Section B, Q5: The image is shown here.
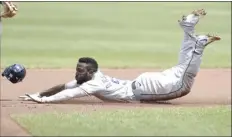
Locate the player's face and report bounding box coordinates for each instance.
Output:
[75,63,92,84]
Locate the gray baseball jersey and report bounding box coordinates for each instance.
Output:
[65,71,135,102]
[65,14,208,102]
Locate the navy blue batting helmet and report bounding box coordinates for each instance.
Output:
[2,64,26,84]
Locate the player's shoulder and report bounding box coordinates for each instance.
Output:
[82,70,107,87]
[79,76,105,93]
[92,70,106,80]
[94,69,104,76]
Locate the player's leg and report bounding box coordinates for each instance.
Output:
[177,10,205,66]
[133,9,205,101]
[171,34,220,98]
[135,9,220,102]
[158,9,220,100]
[162,9,207,75]
[175,9,220,89]
[132,10,203,101]
[138,36,220,102]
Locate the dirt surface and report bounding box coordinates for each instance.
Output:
[0,68,231,136]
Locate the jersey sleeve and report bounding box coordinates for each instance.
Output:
[42,87,90,103]
[65,80,79,89]
[79,80,104,94]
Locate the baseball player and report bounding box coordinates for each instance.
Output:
[19,9,220,103]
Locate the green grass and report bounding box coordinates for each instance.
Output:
[1,2,231,68]
[12,106,231,136]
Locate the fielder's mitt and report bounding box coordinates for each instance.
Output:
[1,1,18,18]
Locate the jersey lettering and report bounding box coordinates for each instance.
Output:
[111,77,120,84]
[101,76,109,83]
[100,76,121,89]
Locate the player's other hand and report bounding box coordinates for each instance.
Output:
[1,1,18,18]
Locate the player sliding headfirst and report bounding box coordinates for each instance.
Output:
[18,9,220,103]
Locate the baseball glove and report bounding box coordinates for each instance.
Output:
[1,1,18,18]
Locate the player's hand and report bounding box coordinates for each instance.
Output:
[1,1,18,18]
[19,92,41,101]
[25,93,45,103]
[19,95,33,101]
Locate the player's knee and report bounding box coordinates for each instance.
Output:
[181,88,191,97]
[181,81,192,96]
[182,73,195,93]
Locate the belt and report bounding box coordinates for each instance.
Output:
[131,81,142,100]
[131,80,142,90]
[131,81,137,90]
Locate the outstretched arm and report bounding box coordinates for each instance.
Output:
[39,80,79,97]
[42,87,90,103]
[26,87,90,103]
[39,84,66,97]
[25,80,102,103]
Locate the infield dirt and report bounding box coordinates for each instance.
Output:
[0,68,231,136]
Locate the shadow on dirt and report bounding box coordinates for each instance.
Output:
[35,99,176,106]
[1,98,175,106]
[1,98,230,107]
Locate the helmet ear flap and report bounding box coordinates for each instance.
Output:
[1,65,12,77]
